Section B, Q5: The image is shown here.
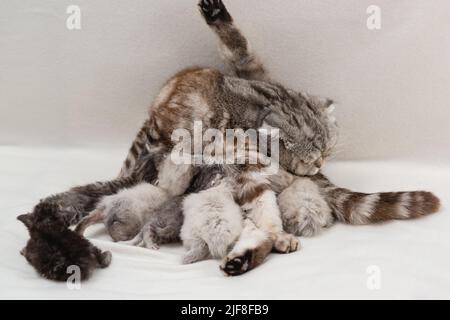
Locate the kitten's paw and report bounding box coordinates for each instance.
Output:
[99,251,112,268]
[143,240,160,250]
[198,0,232,25]
[273,233,300,254]
[220,250,253,276]
[182,254,200,265]
[284,205,334,237]
[279,182,334,237]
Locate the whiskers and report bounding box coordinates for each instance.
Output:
[327,141,348,161]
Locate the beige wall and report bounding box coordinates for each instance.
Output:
[1,0,449,162]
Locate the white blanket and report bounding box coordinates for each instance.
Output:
[1,147,449,299]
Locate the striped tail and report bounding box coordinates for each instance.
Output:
[328,189,440,225]
[313,174,441,225]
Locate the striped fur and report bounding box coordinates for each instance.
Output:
[274,171,441,238]
[328,189,440,224]
[118,119,151,178]
[313,173,441,225]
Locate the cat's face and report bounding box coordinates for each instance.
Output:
[264,94,338,176]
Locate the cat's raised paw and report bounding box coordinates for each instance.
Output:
[198,0,232,25]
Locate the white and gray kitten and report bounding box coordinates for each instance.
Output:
[181,179,242,264]
[76,183,170,241]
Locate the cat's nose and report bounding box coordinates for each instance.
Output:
[314,157,324,168]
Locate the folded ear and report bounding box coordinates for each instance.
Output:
[326,102,336,114]
[17,213,33,229]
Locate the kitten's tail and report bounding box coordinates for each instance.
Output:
[314,174,441,224]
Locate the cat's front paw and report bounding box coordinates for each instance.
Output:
[272,233,300,253]
[198,0,232,25]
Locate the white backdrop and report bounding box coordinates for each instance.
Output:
[1,0,450,161]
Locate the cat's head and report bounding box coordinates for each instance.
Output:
[263,93,338,176]
[17,201,66,234]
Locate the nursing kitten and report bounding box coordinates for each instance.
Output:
[181,179,243,264]
[17,202,111,281]
[130,165,225,249]
[75,183,170,242]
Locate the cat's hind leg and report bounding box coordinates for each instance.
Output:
[222,170,300,276]
[220,219,272,276]
[198,0,268,81]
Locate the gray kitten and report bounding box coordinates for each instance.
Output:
[129,165,225,249]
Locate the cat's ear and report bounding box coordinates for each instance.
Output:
[322,99,336,113]
[17,213,33,229]
[326,103,336,114]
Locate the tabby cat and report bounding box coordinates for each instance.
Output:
[116,0,440,275]
[116,0,338,273]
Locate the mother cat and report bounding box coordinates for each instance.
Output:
[116,0,440,275]
[116,0,340,271]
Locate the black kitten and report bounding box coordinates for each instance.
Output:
[18,201,111,281]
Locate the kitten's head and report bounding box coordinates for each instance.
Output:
[104,206,142,242]
[263,93,338,176]
[17,201,66,234]
[17,202,67,269]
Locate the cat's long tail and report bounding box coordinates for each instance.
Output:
[314,174,441,224]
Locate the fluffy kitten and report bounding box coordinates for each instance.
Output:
[76,183,170,242]
[130,165,224,249]
[17,202,111,281]
[181,179,243,264]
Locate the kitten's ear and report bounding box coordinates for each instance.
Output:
[17,213,33,229]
